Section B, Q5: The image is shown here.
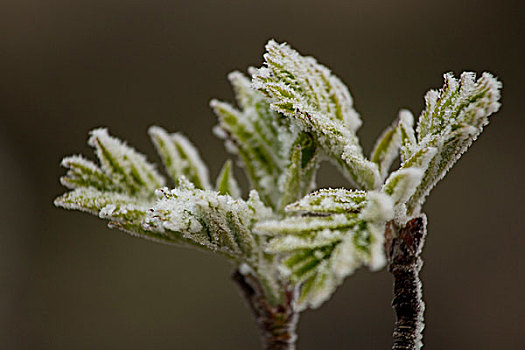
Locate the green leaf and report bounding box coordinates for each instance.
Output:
[398,110,417,163]
[254,40,362,131]
[54,187,180,245]
[55,187,143,218]
[383,147,436,205]
[88,128,165,199]
[266,230,344,253]
[149,126,210,190]
[59,155,116,192]
[144,183,273,262]
[285,188,367,215]
[417,72,501,140]
[371,124,399,180]
[55,129,186,244]
[256,191,393,310]
[211,73,289,208]
[257,214,359,236]
[370,109,416,181]
[253,40,380,190]
[56,128,284,304]
[403,72,502,214]
[211,70,319,209]
[215,159,241,198]
[279,132,319,211]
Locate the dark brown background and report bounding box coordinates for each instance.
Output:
[1,0,524,349]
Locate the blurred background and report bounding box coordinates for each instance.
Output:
[1,0,524,349]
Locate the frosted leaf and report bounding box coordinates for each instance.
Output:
[254,40,362,131]
[370,111,407,181]
[402,72,501,214]
[211,70,319,209]
[144,184,273,262]
[210,75,289,208]
[285,188,367,215]
[55,187,145,218]
[253,40,380,190]
[278,132,319,211]
[256,214,358,236]
[149,126,211,190]
[88,128,165,199]
[416,72,501,140]
[278,145,303,211]
[360,191,395,224]
[256,191,393,310]
[383,145,436,200]
[56,128,283,303]
[398,110,417,163]
[383,168,425,206]
[56,128,180,241]
[215,159,241,198]
[143,184,280,301]
[55,128,186,244]
[265,230,345,252]
[60,155,116,192]
[53,187,178,244]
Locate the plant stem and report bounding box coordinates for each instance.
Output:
[232,270,298,350]
[385,215,427,350]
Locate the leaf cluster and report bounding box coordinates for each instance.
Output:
[55,40,501,311]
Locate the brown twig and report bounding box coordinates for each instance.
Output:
[386,215,427,350]
[232,270,298,350]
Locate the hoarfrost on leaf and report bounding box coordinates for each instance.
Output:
[402,72,501,214]
[149,126,211,190]
[55,128,283,303]
[252,40,380,190]
[143,183,274,262]
[215,159,242,198]
[256,191,394,310]
[284,188,367,215]
[88,128,166,198]
[211,70,319,210]
[370,108,418,183]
